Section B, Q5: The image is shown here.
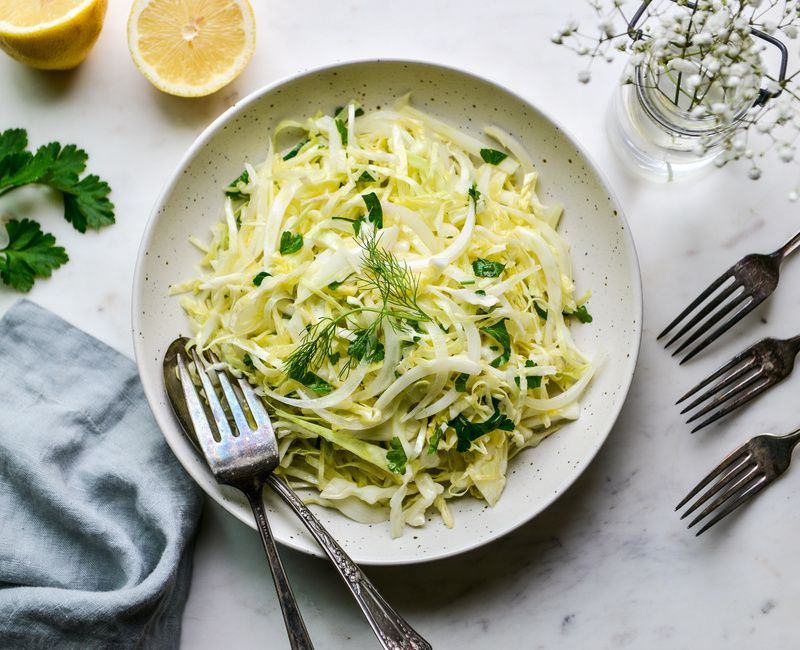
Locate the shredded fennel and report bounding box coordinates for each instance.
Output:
[172,99,596,537]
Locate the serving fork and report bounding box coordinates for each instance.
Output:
[676,427,800,535]
[658,230,800,363]
[166,339,431,650]
[677,335,800,432]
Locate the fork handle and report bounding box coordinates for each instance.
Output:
[245,481,315,650]
[267,474,432,650]
[774,230,800,261]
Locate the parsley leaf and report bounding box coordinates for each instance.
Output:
[225,169,250,200]
[534,302,548,320]
[279,231,303,255]
[243,354,256,371]
[0,128,27,158]
[253,271,271,286]
[335,119,348,145]
[480,148,509,165]
[362,192,383,228]
[358,171,375,182]
[283,137,309,161]
[468,184,481,204]
[0,219,68,292]
[473,258,505,278]
[481,319,511,367]
[386,436,407,474]
[329,351,341,365]
[427,427,445,454]
[61,174,114,232]
[295,372,333,395]
[454,373,470,392]
[515,359,542,390]
[449,400,514,452]
[573,304,593,323]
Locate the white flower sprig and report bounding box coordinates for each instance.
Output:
[555,0,800,194]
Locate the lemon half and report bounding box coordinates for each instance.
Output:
[128,0,256,98]
[0,0,108,70]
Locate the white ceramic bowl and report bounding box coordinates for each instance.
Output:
[133,60,642,566]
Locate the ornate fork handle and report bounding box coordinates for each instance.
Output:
[267,474,432,650]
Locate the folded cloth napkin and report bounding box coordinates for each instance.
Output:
[0,300,203,649]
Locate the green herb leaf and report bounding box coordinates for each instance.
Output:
[0,128,27,159]
[534,302,548,320]
[225,169,250,200]
[358,171,375,182]
[253,271,271,286]
[283,137,309,161]
[481,319,511,368]
[574,304,593,323]
[386,436,407,473]
[355,107,365,117]
[427,427,445,454]
[335,119,348,146]
[61,174,115,232]
[0,219,68,292]
[480,148,509,165]
[468,184,481,204]
[243,354,255,371]
[279,231,303,255]
[369,341,385,363]
[454,373,469,392]
[475,289,486,296]
[515,360,542,389]
[473,258,505,278]
[449,400,514,452]
[295,372,333,395]
[329,352,341,365]
[362,192,383,228]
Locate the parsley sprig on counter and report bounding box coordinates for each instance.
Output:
[0,128,115,291]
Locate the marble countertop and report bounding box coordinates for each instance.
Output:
[3,1,800,647]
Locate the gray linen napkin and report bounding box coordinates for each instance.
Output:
[0,300,203,649]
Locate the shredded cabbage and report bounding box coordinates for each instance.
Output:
[172,98,596,537]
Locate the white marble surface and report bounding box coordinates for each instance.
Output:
[2,1,800,648]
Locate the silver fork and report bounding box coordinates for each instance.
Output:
[676,335,800,432]
[177,348,314,650]
[658,230,800,364]
[676,427,800,535]
[170,341,432,650]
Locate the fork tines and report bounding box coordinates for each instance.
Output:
[675,444,767,535]
[676,341,776,433]
[658,268,755,364]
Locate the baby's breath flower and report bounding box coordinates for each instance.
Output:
[555,0,800,191]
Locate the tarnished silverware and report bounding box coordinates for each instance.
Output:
[659,230,800,363]
[164,338,431,650]
[676,427,800,535]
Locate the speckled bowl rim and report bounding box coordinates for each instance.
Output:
[132,58,643,565]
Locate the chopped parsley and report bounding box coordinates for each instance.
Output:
[472,258,505,277]
[386,436,407,473]
[335,119,349,145]
[480,148,508,165]
[534,302,549,320]
[454,373,470,392]
[294,372,333,395]
[358,171,375,182]
[282,138,309,161]
[362,192,383,228]
[253,271,271,286]
[515,360,542,389]
[449,400,514,452]
[242,354,255,371]
[468,184,481,204]
[225,169,250,200]
[279,231,303,255]
[427,427,445,454]
[481,319,511,367]
[572,304,593,323]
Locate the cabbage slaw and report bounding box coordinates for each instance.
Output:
[172,98,596,537]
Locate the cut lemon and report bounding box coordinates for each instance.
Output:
[0,0,108,70]
[127,0,256,98]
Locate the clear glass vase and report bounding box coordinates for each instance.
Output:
[607,59,753,181]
